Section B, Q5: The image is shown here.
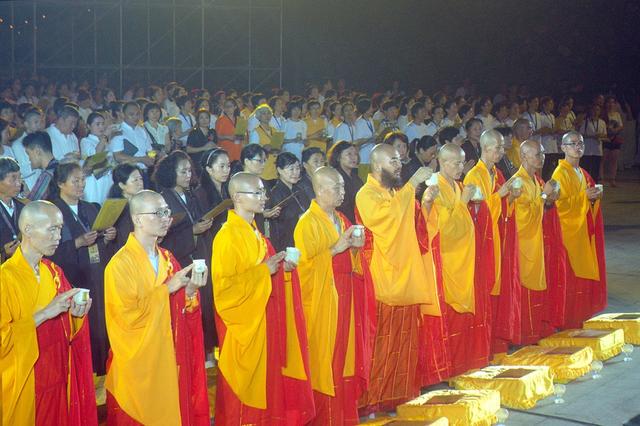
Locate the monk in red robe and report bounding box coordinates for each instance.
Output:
[1,200,97,426]
[463,129,522,355]
[552,131,607,327]
[104,190,209,425]
[355,144,446,414]
[294,166,373,425]
[212,172,315,426]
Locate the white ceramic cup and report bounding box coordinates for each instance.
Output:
[352,225,365,238]
[511,177,523,189]
[285,247,301,264]
[425,172,439,186]
[472,186,484,201]
[73,288,90,305]
[594,184,603,192]
[193,259,206,274]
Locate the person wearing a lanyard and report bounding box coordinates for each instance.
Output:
[265,152,312,252]
[282,101,308,161]
[48,161,117,376]
[0,157,24,263]
[522,96,543,141]
[354,97,378,165]
[333,101,357,144]
[578,104,608,183]
[269,95,287,132]
[215,98,243,162]
[153,150,213,268]
[177,95,195,147]
[305,100,329,152]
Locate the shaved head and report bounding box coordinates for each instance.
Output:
[311,166,341,193]
[18,200,60,231]
[228,172,262,197]
[479,129,503,151]
[438,143,464,161]
[520,139,542,158]
[129,190,164,215]
[370,143,396,169]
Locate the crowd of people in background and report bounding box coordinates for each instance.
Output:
[0,75,622,424]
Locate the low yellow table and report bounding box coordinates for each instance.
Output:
[451,366,553,410]
[495,345,593,383]
[359,417,449,425]
[538,328,625,361]
[584,313,640,345]
[396,389,500,426]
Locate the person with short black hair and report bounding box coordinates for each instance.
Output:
[176,95,195,146]
[23,131,58,200]
[109,102,155,172]
[265,152,312,251]
[354,97,376,164]
[328,140,362,223]
[143,102,171,152]
[46,103,80,161]
[186,109,218,176]
[405,102,428,142]
[299,147,326,200]
[0,157,25,262]
[107,163,145,250]
[11,107,43,191]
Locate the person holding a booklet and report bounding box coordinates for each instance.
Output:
[194,148,232,354]
[265,152,312,252]
[153,150,213,268]
[249,103,282,181]
[81,112,113,205]
[48,161,117,375]
[107,163,145,251]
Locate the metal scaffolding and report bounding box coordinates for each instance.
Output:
[0,0,283,94]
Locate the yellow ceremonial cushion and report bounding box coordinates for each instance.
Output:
[396,389,500,426]
[495,345,593,383]
[584,313,640,345]
[359,416,449,425]
[538,328,625,361]
[451,366,553,410]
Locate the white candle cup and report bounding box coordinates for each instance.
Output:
[353,225,365,238]
[594,184,603,192]
[511,177,523,189]
[73,288,90,305]
[471,186,484,201]
[285,247,301,264]
[193,259,207,274]
[425,172,439,186]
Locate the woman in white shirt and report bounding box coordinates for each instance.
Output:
[425,105,445,136]
[282,101,307,160]
[81,112,113,204]
[0,119,16,159]
[602,96,625,187]
[475,96,497,130]
[143,103,170,152]
[577,104,607,183]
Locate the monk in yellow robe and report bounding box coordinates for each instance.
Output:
[464,129,522,354]
[552,131,607,327]
[512,140,562,343]
[355,144,446,414]
[212,172,315,426]
[294,166,371,425]
[104,190,209,426]
[425,143,484,376]
[1,201,97,426]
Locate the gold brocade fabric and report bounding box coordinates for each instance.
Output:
[493,345,593,383]
[395,389,500,426]
[584,313,640,345]
[451,366,553,410]
[358,416,450,425]
[538,329,625,361]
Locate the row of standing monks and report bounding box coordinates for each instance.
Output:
[1,128,606,425]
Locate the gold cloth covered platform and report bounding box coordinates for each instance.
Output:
[395,389,500,426]
[584,313,640,345]
[359,416,449,425]
[538,328,625,360]
[493,346,593,383]
[450,366,553,410]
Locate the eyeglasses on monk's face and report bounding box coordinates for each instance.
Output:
[137,207,172,218]
[236,189,267,199]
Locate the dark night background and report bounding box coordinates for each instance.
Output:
[1,0,639,96]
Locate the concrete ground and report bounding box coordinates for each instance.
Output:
[502,169,640,426]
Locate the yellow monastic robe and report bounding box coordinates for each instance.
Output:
[305,117,328,151]
[0,248,83,426]
[104,234,182,426]
[506,137,522,169]
[551,159,600,280]
[427,174,476,313]
[211,210,273,409]
[355,175,440,314]
[294,200,356,395]
[463,160,502,294]
[254,125,279,181]
[512,166,547,290]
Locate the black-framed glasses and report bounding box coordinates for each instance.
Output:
[236,190,267,199]
[137,208,172,218]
